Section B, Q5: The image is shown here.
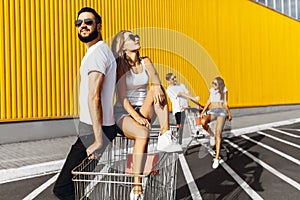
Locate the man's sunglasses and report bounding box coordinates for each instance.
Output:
[75,18,94,27]
[171,76,176,80]
[125,34,140,41]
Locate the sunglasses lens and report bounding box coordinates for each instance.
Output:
[75,18,93,27]
[128,34,139,41]
[75,19,83,27]
[84,18,93,25]
[129,35,135,40]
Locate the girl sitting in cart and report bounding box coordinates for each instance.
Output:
[111,30,182,200]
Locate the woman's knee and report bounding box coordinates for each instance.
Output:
[135,129,149,141]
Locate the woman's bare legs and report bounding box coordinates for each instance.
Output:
[119,86,170,195]
[214,116,226,160]
[139,86,169,133]
[118,117,149,195]
[200,114,215,137]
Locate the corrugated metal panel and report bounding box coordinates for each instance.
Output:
[1,0,300,122]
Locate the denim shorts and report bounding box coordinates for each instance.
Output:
[207,108,227,117]
[114,105,150,124]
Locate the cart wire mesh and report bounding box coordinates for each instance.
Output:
[72,130,178,200]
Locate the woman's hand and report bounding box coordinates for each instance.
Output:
[133,115,151,128]
[227,113,232,121]
[200,112,205,119]
[152,85,165,105]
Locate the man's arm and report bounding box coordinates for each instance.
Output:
[178,92,203,108]
[86,71,105,157]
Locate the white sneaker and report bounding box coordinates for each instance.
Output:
[212,158,219,169]
[157,130,182,152]
[130,188,144,200]
[210,136,216,146]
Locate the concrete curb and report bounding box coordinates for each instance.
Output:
[0,160,65,184]
[223,117,300,137]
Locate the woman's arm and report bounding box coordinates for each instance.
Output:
[178,92,202,108]
[223,91,232,121]
[142,57,161,85]
[200,97,211,118]
[143,57,165,105]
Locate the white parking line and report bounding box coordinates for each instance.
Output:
[223,118,300,137]
[224,139,300,190]
[220,160,263,200]
[204,146,263,200]
[242,135,300,165]
[268,128,300,138]
[257,131,300,149]
[278,128,300,132]
[22,173,59,200]
[178,153,203,200]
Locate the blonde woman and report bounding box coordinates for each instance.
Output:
[111,30,182,199]
[200,77,232,169]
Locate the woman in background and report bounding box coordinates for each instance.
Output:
[200,77,232,169]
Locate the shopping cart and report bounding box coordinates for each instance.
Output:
[183,107,209,155]
[72,128,179,200]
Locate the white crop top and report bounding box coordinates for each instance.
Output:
[125,59,149,106]
[209,87,227,103]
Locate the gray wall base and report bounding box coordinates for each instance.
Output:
[0,104,299,144]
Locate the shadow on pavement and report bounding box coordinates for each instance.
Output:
[176,133,265,200]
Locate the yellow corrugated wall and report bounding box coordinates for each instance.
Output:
[1,0,300,122]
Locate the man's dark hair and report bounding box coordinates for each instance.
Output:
[166,72,173,81]
[77,7,102,24]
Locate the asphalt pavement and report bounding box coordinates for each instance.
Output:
[0,107,300,184]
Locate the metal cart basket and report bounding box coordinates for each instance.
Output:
[72,131,179,200]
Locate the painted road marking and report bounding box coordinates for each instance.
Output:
[225,139,300,190]
[268,128,300,138]
[220,160,263,200]
[224,118,300,137]
[178,153,202,200]
[22,173,59,200]
[242,135,300,165]
[257,131,300,149]
[278,128,300,132]
[204,145,263,200]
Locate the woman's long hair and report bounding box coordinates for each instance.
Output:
[111,30,140,79]
[215,77,225,100]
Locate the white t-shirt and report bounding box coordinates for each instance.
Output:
[125,59,149,106]
[79,41,117,126]
[166,83,189,115]
[209,86,227,103]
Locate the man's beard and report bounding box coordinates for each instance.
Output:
[78,28,98,43]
